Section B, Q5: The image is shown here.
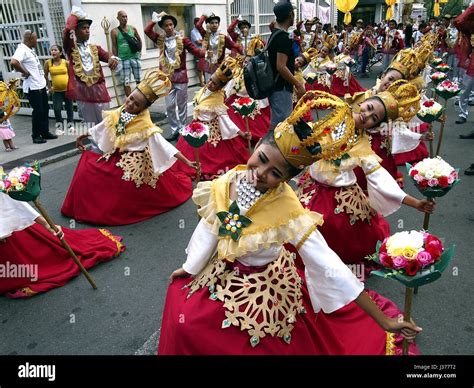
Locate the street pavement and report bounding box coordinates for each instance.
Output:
[0,67,473,355]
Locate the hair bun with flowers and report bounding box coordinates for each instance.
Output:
[274,90,356,168]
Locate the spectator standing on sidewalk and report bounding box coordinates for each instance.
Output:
[111,10,143,97]
[11,30,58,144]
[268,0,305,130]
[454,5,474,125]
[44,45,74,134]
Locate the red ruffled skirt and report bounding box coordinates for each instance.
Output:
[61,150,193,225]
[331,75,365,97]
[158,260,418,355]
[175,136,251,181]
[300,181,390,265]
[0,223,124,298]
[226,95,270,145]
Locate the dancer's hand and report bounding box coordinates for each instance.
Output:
[239,131,252,140]
[76,134,87,152]
[422,132,434,141]
[108,57,119,71]
[187,160,199,170]
[417,198,436,214]
[169,267,191,284]
[295,82,306,99]
[384,317,422,342]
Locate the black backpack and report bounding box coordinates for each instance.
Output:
[244,29,285,100]
[118,27,142,54]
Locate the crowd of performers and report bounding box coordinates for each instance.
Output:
[3,3,471,355]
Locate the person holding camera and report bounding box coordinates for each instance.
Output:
[111,10,143,97]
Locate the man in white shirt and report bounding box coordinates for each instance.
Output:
[11,30,58,144]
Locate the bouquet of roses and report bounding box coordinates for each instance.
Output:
[416,99,444,123]
[407,156,460,198]
[435,80,460,100]
[367,230,454,287]
[231,97,257,117]
[304,72,317,85]
[0,163,41,201]
[180,121,209,148]
[431,57,443,67]
[433,63,451,73]
[430,71,448,84]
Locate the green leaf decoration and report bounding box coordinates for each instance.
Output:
[216,211,229,223]
[229,201,240,215]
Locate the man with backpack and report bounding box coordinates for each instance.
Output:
[112,10,143,97]
[267,0,305,130]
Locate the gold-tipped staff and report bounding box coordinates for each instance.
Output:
[101,17,121,106]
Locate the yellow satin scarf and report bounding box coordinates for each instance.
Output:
[102,106,162,151]
[193,165,323,261]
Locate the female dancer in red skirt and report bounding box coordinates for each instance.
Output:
[295,81,435,268]
[174,57,251,181]
[62,70,197,226]
[0,193,124,298]
[224,37,271,145]
[158,91,422,355]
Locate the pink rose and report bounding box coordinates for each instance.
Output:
[428,178,439,187]
[414,174,423,182]
[392,256,408,269]
[416,250,434,267]
[447,175,455,184]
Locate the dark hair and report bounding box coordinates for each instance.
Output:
[50,44,66,59]
[260,121,321,178]
[194,17,200,24]
[419,22,427,30]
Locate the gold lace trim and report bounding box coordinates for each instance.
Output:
[71,44,101,86]
[295,224,318,250]
[202,118,221,147]
[385,332,397,355]
[157,35,184,76]
[204,33,225,66]
[295,170,317,206]
[334,184,376,225]
[186,249,305,347]
[98,229,124,256]
[115,147,160,188]
[18,287,37,297]
[365,165,381,176]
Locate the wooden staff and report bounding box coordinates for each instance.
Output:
[402,286,414,355]
[428,122,434,157]
[101,17,121,106]
[435,100,448,157]
[244,116,252,154]
[33,198,97,289]
[194,148,201,183]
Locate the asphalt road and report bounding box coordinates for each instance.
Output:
[0,71,473,355]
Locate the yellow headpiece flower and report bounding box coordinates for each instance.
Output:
[136,69,172,104]
[274,91,356,168]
